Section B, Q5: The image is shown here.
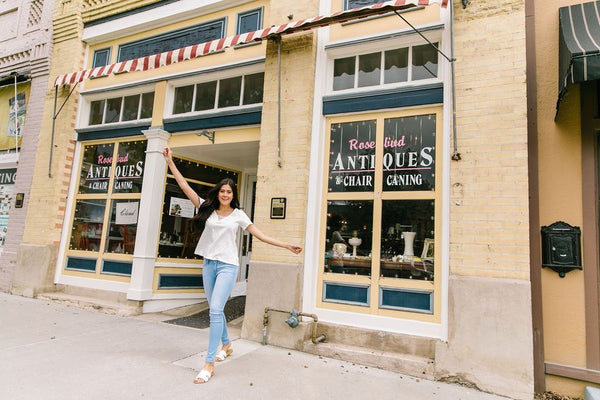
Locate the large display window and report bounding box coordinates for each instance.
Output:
[65,139,146,279]
[319,107,442,321]
[158,155,240,261]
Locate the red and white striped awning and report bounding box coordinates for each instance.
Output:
[55,0,448,87]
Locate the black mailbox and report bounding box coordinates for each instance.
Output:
[541,221,582,278]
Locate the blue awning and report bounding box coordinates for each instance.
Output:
[557,1,600,113]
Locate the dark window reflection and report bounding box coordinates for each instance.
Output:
[358,52,381,88]
[79,143,114,194]
[105,199,138,254]
[324,200,373,276]
[384,48,408,84]
[218,76,242,108]
[173,85,194,114]
[113,140,146,193]
[412,43,438,80]
[69,199,107,252]
[380,200,434,281]
[195,81,217,111]
[333,57,355,91]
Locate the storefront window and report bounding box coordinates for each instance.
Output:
[158,156,239,260]
[66,139,146,277]
[320,109,441,319]
[88,92,154,126]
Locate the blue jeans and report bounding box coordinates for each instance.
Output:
[202,259,238,363]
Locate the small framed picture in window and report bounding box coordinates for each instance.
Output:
[270,197,286,219]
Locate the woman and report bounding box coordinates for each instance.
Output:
[162,147,302,384]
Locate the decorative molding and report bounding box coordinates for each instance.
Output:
[27,0,45,28]
[53,13,83,43]
[82,0,164,23]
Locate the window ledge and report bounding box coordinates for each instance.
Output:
[324,82,443,102]
[76,119,152,133]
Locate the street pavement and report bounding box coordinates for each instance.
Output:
[0,292,512,400]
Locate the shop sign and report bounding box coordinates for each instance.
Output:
[328,115,436,193]
[116,201,139,225]
[0,168,17,185]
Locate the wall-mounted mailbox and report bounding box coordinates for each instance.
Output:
[541,221,582,278]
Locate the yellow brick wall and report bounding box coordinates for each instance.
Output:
[21,0,85,246]
[251,31,316,263]
[450,0,530,280]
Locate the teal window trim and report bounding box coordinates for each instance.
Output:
[379,286,433,314]
[237,7,263,34]
[92,47,112,68]
[158,274,204,290]
[322,281,370,307]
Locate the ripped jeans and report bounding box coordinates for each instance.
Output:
[202,258,238,363]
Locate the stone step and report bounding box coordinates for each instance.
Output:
[36,292,142,317]
[302,341,435,379]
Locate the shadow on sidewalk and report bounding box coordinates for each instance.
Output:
[163,295,246,329]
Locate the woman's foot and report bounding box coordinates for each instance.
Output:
[193,363,214,384]
[216,343,233,362]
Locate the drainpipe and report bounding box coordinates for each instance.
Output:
[449,0,461,161]
[263,307,326,345]
[276,36,283,168]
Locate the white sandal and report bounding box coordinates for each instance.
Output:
[193,369,213,384]
[215,347,233,362]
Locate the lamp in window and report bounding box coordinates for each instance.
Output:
[195,130,215,143]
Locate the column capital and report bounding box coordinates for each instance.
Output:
[142,127,171,141]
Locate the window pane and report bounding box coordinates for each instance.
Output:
[324,200,373,276]
[243,73,264,105]
[328,120,376,193]
[172,156,239,184]
[122,95,140,121]
[194,81,217,111]
[105,199,138,254]
[384,48,408,84]
[140,92,154,119]
[380,200,434,281]
[105,97,122,123]
[113,140,146,193]
[79,143,115,194]
[345,0,379,10]
[92,48,110,68]
[173,85,194,114]
[69,199,106,252]
[412,43,438,80]
[218,76,242,108]
[158,177,206,260]
[358,52,381,88]
[383,114,436,191]
[89,100,105,125]
[238,10,261,34]
[333,57,355,91]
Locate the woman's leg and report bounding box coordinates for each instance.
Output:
[204,261,238,363]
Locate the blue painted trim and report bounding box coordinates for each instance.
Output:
[323,85,442,115]
[77,125,150,141]
[101,260,132,276]
[323,281,370,307]
[379,286,433,314]
[66,257,97,272]
[164,110,261,132]
[158,274,204,289]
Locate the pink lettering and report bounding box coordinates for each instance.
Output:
[383,135,406,148]
[348,139,375,150]
[97,155,112,164]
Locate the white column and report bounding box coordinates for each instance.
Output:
[127,127,170,301]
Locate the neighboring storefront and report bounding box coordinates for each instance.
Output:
[0,0,54,293]
[21,1,537,399]
[530,0,600,396]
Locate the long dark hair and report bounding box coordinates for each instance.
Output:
[195,178,240,225]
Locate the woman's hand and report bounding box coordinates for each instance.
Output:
[287,244,302,254]
[163,147,173,164]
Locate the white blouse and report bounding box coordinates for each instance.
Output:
[194,208,253,266]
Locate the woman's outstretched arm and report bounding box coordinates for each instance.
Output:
[162,147,201,208]
[246,224,302,254]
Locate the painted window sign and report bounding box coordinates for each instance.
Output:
[79,141,146,194]
[0,168,16,184]
[328,115,436,193]
[8,92,26,137]
[383,115,435,191]
[328,120,376,192]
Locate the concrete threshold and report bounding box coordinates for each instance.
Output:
[36,292,142,317]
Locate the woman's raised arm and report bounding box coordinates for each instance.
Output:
[163,147,201,208]
[246,224,302,254]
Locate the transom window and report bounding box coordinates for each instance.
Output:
[88,92,154,126]
[117,19,226,62]
[320,107,442,320]
[333,43,439,91]
[237,8,263,34]
[172,73,264,115]
[92,48,111,68]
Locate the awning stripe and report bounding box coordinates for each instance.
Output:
[54,0,447,87]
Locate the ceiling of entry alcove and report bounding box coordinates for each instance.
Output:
[173,141,259,172]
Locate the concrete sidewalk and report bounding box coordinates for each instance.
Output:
[0,292,512,400]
